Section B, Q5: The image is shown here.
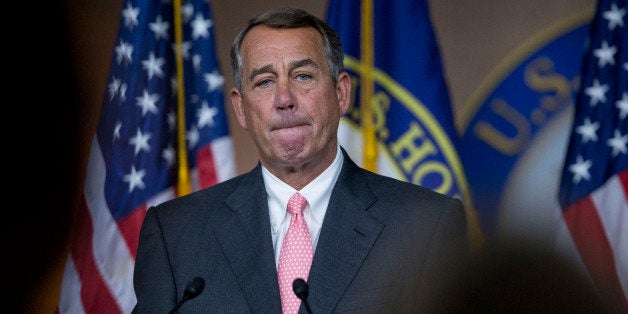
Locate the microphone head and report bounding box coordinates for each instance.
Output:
[184,277,206,298]
[292,278,308,300]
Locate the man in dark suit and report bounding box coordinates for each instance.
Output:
[133,7,468,313]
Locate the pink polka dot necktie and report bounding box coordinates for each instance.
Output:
[278,193,313,314]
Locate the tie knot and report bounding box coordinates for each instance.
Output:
[287,193,307,215]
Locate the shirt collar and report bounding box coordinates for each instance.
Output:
[263,145,344,230]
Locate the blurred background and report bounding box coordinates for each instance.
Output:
[21,0,626,312]
[65,0,593,175]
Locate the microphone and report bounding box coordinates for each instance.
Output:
[168,277,205,314]
[292,278,313,314]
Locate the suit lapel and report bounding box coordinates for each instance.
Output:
[212,164,282,313]
[307,152,384,313]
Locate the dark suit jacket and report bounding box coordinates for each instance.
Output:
[132,149,468,313]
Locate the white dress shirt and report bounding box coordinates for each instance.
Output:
[262,145,344,268]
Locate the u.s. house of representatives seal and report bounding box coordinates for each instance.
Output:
[456,9,592,242]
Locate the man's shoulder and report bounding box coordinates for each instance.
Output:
[152,168,258,213]
[355,167,464,222]
[340,151,458,204]
[361,167,448,198]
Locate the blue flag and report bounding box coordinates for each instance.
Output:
[58,0,235,312]
[326,0,482,244]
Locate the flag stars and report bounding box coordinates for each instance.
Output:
[576,118,600,143]
[170,76,178,96]
[603,3,625,30]
[204,70,224,92]
[162,144,176,166]
[115,40,133,65]
[119,83,128,102]
[191,13,212,40]
[123,165,146,193]
[107,78,127,103]
[122,3,139,29]
[186,126,200,149]
[585,79,609,106]
[181,41,192,59]
[607,129,628,157]
[142,52,166,79]
[167,111,176,131]
[108,77,121,101]
[593,41,616,67]
[569,155,592,184]
[173,41,193,60]
[129,127,152,156]
[197,101,218,128]
[136,89,160,117]
[181,2,194,22]
[113,122,122,142]
[150,15,170,41]
[617,92,628,119]
[193,54,202,72]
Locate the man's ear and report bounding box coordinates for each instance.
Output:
[230,88,248,130]
[336,72,352,116]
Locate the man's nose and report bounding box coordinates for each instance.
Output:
[276,79,296,111]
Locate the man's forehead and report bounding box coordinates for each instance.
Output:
[242,25,322,47]
[241,28,324,70]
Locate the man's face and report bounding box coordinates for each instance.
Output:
[231,25,350,173]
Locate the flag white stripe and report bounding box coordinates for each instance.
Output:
[146,187,175,208]
[212,136,237,182]
[58,256,86,314]
[591,173,628,297]
[84,138,137,313]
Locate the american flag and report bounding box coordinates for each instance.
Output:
[558,0,627,311]
[57,0,235,312]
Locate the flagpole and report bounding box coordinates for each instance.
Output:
[173,0,191,196]
[360,0,377,172]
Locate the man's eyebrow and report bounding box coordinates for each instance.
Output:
[248,59,320,82]
[290,58,318,70]
[249,64,274,82]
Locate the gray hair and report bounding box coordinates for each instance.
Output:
[230,7,344,91]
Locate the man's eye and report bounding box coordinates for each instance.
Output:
[256,79,272,87]
[295,74,311,82]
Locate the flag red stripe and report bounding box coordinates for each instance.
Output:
[71,196,122,314]
[563,197,628,312]
[116,204,147,259]
[197,145,217,189]
[618,170,628,200]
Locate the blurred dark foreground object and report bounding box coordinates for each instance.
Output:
[431,240,614,314]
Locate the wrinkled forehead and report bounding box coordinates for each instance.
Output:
[241,25,323,53]
[240,25,325,64]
